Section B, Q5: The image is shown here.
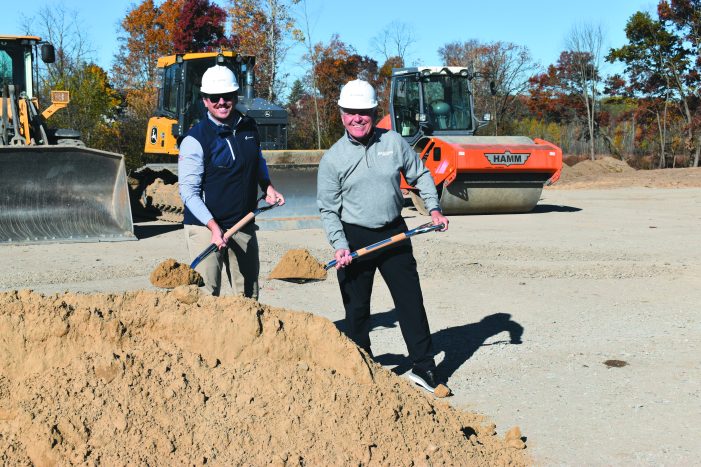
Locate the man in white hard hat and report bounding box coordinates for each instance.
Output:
[317,79,451,394]
[178,64,285,298]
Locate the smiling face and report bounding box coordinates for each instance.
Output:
[341,107,376,143]
[203,92,238,123]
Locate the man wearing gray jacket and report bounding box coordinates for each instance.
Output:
[317,79,450,394]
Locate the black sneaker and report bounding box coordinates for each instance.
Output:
[408,367,443,393]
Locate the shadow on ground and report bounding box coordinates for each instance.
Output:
[531,203,581,213]
[134,222,183,240]
[335,311,524,379]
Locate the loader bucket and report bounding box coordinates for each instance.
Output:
[0,146,135,244]
[255,150,323,231]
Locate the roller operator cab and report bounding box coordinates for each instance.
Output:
[378,66,563,215]
[144,52,288,157]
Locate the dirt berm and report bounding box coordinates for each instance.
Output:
[0,289,528,465]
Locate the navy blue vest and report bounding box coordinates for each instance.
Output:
[182,114,262,230]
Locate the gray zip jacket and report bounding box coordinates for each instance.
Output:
[317,128,440,251]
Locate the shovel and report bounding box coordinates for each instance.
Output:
[324,222,445,270]
[190,200,281,269]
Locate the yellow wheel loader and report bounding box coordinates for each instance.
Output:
[0,35,134,244]
[133,51,323,230]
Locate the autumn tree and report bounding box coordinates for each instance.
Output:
[311,35,378,146]
[288,35,378,148]
[608,10,697,167]
[565,22,605,160]
[112,0,183,90]
[527,55,586,123]
[285,78,317,149]
[227,0,300,104]
[438,40,482,67]
[476,42,539,135]
[111,0,183,168]
[658,0,701,166]
[377,56,404,115]
[173,0,235,53]
[438,40,539,135]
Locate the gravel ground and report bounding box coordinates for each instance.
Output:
[1,186,700,465]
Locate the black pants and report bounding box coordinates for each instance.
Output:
[337,218,435,371]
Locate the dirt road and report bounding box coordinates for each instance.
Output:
[1,175,700,464]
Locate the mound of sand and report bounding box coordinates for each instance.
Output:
[570,157,634,177]
[559,156,634,182]
[0,290,528,465]
[150,259,201,289]
[554,157,701,189]
[268,249,327,281]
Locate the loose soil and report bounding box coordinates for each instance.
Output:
[268,249,327,281]
[0,290,526,465]
[149,258,201,289]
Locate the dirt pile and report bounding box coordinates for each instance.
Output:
[555,157,701,189]
[559,156,634,182]
[268,249,327,281]
[150,258,201,288]
[145,178,183,212]
[0,290,528,465]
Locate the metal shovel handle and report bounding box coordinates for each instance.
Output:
[324,222,445,270]
[189,200,280,269]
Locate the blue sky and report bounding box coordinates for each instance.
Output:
[2,0,658,88]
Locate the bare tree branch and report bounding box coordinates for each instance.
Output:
[371,21,416,63]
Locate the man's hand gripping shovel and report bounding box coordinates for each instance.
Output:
[190,200,281,270]
[324,222,446,270]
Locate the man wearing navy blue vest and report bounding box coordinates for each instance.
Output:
[178,65,285,298]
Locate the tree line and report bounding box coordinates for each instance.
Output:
[23,0,700,170]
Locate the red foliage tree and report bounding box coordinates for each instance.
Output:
[527,53,589,123]
[308,35,379,146]
[173,0,235,53]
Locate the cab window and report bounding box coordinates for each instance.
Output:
[391,76,420,137]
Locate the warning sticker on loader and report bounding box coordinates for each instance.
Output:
[484,151,530,166]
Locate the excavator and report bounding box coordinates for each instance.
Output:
[133,51,322,230]
[0,35,134,244]
[377,66,562,214]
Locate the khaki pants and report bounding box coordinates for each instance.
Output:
[184,223,259,299]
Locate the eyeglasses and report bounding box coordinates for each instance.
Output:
[341,108,375,117]
[205,92,237,103]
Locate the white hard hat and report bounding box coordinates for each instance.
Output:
[338,79,378,109]
[200,65,239,94]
